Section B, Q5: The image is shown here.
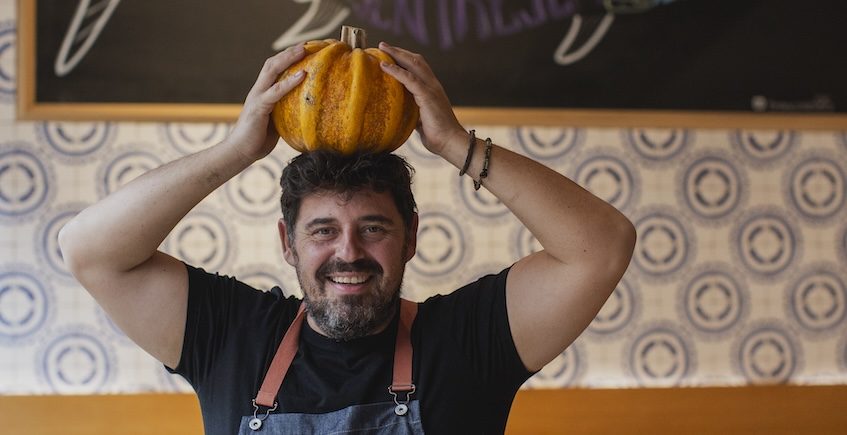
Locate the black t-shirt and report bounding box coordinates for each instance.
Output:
[168,264,533,434]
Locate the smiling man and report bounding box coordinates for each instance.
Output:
[59,42,636,434]
[279,153,418,342]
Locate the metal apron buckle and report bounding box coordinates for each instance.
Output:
[248,399,278,431]
[388,384,416,416]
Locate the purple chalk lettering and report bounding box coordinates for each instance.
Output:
[453,0,493,45]
[350,0,581,51]
[547,0,578,19]
[439,0,454,49]
[351,0,393,31]
[520,0,550,28]
[490,0,523,36]
[394,0,429,45]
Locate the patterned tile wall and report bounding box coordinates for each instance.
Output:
[1,3,846,394]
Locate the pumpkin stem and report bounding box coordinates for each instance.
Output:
[341,25,367,49]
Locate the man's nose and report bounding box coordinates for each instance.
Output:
[336,231,365,262]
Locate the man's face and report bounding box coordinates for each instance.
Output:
[279,189,417,341]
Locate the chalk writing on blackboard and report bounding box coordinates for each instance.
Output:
[54,0,121,77]
[346,1,619,65]
[272,0,351,50]
[54,0,681,77]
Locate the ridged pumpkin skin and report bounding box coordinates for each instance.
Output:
[272,36,420,155]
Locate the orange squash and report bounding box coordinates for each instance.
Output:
[272,26,420,155]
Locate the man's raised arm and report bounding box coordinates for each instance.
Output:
[380,43,636,372]
[58,46,307,369]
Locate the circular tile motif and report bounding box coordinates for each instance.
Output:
[679,264,748,337]
[679,153,746,223]
[627,323,694,387]
[786,264,846,336]
[574,151,638,212]
[36,122,115,163]
[785,153,845,223]
[224,153,285,219]
[457,176,510,221]
[0,267,54,344]
[623,128,691,165]
[732,209,800,281]
[734,322,800,384]
[39,327,115,393]
[730,130,796,167]
[168,208,234,271]
[632,209,695,279]
[0,145,53,222]
[160,123,230,155]
[97,147,163,198]
[515,127,582,162]
[408,211,467,278]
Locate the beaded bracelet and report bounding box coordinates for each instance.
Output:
[459,129,476,176]
[473,137,492,191]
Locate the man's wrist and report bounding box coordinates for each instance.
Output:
[434,129,472,159]
[219,137,260,171]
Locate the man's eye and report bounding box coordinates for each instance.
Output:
[364,226,384,233]
[314,228,334,236]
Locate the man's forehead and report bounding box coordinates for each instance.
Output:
[297,189,401,222]
[304,188,389,205]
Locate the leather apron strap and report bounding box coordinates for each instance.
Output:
[255,302,307,407]
[391,299,417,393]
[254,299,418,409]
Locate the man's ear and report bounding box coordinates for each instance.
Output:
[404,213,418,263]
[278,219,297,266]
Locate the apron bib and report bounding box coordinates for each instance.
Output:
[239,299,423,434]
[236,401,422,435]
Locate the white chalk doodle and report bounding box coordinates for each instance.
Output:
[54,0,122,77]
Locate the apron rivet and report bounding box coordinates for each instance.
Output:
[248,417,263,431]
[395,403,409,416]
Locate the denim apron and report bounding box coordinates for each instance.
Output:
[238,299,424,434]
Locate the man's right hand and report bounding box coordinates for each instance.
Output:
[227,44,307,163]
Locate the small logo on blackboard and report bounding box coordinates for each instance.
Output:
[751,95,835,113]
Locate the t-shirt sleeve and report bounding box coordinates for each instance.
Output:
[426,267,536,390]
[165,263,295,387]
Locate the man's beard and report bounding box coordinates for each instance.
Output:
[298,257,401,341]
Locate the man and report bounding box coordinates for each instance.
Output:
[59,42,636,434]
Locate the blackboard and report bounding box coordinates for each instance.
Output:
[18,0,847,128]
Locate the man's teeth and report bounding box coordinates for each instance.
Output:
[329,275,369,284]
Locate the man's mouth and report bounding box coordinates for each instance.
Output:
[324,273,374,295]
[327,274,372,285]
[318,259,382,288]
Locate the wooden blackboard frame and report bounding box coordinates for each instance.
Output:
[16,0,847,129]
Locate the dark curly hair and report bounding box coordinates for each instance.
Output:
[280,150,417,240]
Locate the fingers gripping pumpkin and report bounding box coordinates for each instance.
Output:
[272,26,420,154]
